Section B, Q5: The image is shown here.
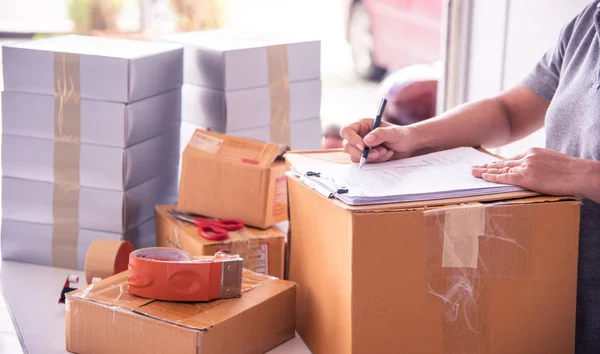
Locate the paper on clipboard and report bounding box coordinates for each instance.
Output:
[286,147,526,205]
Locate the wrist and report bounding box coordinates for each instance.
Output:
[576,159,600,201]
[406,123,433,155]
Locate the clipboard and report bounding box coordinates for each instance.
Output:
[291,167,349,199]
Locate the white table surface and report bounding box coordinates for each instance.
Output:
[0,260,310,354]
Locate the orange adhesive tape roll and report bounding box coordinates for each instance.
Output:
[84,240,133,284]
[127,248,243,302]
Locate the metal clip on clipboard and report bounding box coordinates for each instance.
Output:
[298,171,349,199]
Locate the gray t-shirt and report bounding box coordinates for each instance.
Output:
[523,1,600,352]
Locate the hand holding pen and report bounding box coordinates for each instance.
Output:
[359,98,388,169]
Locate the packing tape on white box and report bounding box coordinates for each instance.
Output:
[423,203,532,353]
[84,239,133,284]
[52,52,82,269]
[266,45,291,147]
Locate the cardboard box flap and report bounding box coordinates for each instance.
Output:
[156,205,286,246]
[185,129,287,168]
[70,269,287,331]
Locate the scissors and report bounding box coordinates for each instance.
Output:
[168,210,244,241]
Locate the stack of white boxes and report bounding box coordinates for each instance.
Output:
[159,30,323,156]
[1,35,183,270]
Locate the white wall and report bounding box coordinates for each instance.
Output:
[464,0,590,157]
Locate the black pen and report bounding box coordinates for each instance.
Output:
[359,98,388,169]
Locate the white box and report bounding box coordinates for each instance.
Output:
[180,121,209,156]
[2,88,181,148]
[2,130,179,191]
[1,171,177,234]
[2,35,183,102]
[181,118,322,151]
[1,217,156,270]
[159,29,320,90]
[181,80,321,131]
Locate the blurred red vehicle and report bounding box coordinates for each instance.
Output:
[344,0,443,81]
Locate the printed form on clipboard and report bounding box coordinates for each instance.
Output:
[285,147,528,206]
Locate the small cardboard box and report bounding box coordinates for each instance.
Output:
[2,171,177,234]
[159,29,320,90]
[2,88,181,148]
[2,129,179,191]
[286,150,581,354]
[1,216,155,270]
[155,204,286,278]
[178,130,289,229]
[181,80,321,132]
[181,118,322,152]
[2,35,183,102]
[66,270,297,354]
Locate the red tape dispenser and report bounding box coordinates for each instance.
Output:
[127,248,244,302]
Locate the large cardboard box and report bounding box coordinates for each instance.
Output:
[155,204,286,278]
[181,119,322,152]
[286,151,581,354]
[1,217,155,269]
[2,171,177,234]
[159,29,320,90]
[2,129,179,191]
[2,35,183,102]
[2,88,181,148]
[181,80,321,131]
[66,270,297,354]
[178,130,289,229]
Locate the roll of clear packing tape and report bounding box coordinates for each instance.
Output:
[84,240,133,284]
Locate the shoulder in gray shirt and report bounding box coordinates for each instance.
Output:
[523,1,600,352]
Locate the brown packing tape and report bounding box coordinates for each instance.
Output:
[442,204,485,268]
[52,52,82,269]
[266,45,291,146]
[84,240,133,284]
[423,203,531,354]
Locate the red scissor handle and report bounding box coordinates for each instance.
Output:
[213,219,244,231]
[195,218,244,231]
[194,218,245,241]
[196,224,229,241]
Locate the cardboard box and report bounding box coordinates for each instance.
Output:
[2,170,177,234]
[155,204,286,278]
[159,29,320,90]
[178,130,289,229]
[181,80,321,131]
[2,129,179,191]
[2,35,183,102]
[1,216,155,270]
[286,151,581,354]
[66,270,297,354]
[2,88,181,148]
[181,118,322,152]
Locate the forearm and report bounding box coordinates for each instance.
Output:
[408,97,512,154]
[407,84,548,156]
